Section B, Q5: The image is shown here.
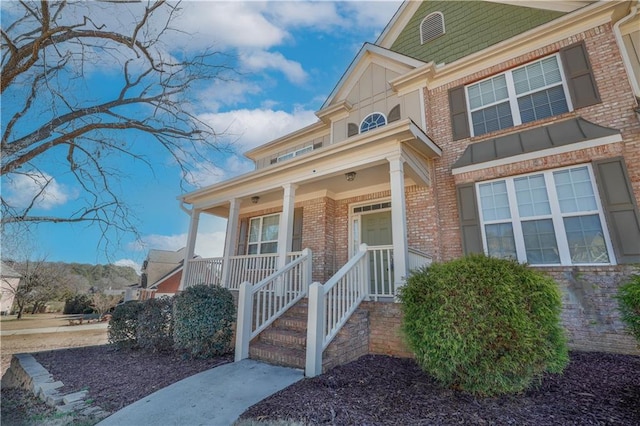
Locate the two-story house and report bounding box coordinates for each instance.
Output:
[178,0,640,376]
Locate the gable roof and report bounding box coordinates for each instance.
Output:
[376,0,594,50]
[319,42,425,110]
[148,260,184,289]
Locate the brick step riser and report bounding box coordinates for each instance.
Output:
[250,347,305,369]
[272,317,307,331]
[258,331,307,350]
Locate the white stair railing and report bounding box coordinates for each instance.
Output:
[235,248,312,362]
[306,243,369,377]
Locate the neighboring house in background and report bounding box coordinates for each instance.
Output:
[147,261,185,298]
[124,248,190,301]
[178,0,640,376]
[140,248,186,289]
[0,262,21,315]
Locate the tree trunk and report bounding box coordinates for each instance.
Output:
[16,304,24,320]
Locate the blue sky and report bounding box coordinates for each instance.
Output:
[1,0,402,272]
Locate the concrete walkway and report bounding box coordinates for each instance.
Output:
[0,322,108,336]
[97,359,304,426]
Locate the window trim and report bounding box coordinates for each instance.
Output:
[360,112,387,134]
[247,213,280,255]
[276,145,314,163]
[465,53,574,137]
[475,164,616,266]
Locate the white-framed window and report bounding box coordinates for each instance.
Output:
[420,12,445,44]
[476,164,615,266]
[466,54,572,137]
[276,145,313,163]
[360,112,387,133]
[248,214,279,254]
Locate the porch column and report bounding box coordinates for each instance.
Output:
[179,208,201,291]
[221,198,241,287]
[277,183,297,268]
[388,154,408,291]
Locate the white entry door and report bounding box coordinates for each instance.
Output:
[361,211,394,297]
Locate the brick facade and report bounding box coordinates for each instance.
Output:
[238,19,640,366]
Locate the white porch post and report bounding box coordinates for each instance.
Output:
[179,208,201,291]
[388,154,408,293]
[277,183,297,268]
[221,198,241,288]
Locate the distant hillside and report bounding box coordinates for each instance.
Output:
[6,261,139,294]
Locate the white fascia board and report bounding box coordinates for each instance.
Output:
[483,1,594,13]
[402,145,431,187]
[451,134,622,175]
[376,1,420,49]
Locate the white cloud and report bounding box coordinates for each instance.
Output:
[266,2,344,30]
[197,79,263,113]
[170,2,288,51]
[240,50,308,85]
[131,214,228,259]
[3,173,77,210]
[200,107,318,151]
[114,259,143,274]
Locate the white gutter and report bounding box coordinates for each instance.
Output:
[613,1,640,98]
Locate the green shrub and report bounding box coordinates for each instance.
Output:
[108,301,143,349]
[63,294,93,314]
[617,274,640,344]
[399,254,568,396]
[137,297,174,352]
[173,285,236,358]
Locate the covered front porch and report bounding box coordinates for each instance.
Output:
[178,119,441,375]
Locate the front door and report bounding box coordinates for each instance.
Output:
[361,211,393,297]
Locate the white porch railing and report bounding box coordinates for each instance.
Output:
[183,257,224,287]
[408,247,432,272]
[235,248,313,362]
[306,243,369,377]
[367,245,394,301]
[184,252,304,289]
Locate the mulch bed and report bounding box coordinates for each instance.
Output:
[240,352,640,425]
[33,345,232,412]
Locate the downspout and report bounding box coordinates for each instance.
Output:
[613,2,640,100]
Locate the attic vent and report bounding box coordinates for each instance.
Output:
[347,123,359,137]
[388,104,401,123]
[420,12,444,45]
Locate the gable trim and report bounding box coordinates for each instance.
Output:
[319,43,425,111]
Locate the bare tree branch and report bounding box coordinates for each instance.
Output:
[1,0,236,258]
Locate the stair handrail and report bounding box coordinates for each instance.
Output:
[305,243,369,377]
[235,248,313,362]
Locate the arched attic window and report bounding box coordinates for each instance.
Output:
[360,112,387,133]
[420,12,445,45]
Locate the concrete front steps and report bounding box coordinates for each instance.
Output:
[249,299,308,369]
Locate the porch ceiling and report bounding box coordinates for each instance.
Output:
[203,161,415,217]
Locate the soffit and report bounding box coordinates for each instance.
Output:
[452,117,621,169]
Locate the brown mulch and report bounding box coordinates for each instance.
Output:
[240,352,640,425]
[33,345,232,413]
[25,347,640,425]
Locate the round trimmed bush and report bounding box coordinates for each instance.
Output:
[137,297,174,353]
[108,301,144,349]
[173,284,236,358]
[399,254,568,396]
[617,275,640,345]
